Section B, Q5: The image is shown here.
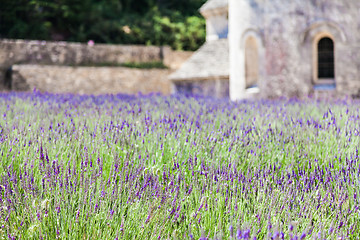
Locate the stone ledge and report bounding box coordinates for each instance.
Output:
[11,65,174,95]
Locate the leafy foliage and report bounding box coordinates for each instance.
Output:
[72,61,168,68]
[0,0,206,50]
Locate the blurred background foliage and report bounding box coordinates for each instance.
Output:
[0,0,206,50]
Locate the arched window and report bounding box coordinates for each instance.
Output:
[245,36,259,88]
[317,37,334,79]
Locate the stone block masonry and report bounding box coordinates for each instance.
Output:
[173,78,229,99]
[11,65,173,95]
[229,0,360,99]
[0,39,164,68]
[0,39,193,94]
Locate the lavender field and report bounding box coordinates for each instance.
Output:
[0,92,359,239]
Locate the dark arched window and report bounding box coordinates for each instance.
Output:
[318,37,334,79]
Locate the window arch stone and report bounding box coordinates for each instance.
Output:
[244,36,259,88]
[240,29,264,94]
[301,21,346,88]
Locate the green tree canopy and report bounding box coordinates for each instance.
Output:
[0,0,206,50]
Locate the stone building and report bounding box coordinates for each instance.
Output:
[172,0,360,99]
[169,0,230,98]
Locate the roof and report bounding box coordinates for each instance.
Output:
[169,39,229,81]
[200,0,228,14]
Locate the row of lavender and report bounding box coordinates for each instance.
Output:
[0,92,359,239]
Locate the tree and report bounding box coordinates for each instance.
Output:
[0,0,207,50]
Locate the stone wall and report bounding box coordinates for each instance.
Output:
[229,0,360,100]
[163,49,194,70]
[0,39,193,94]
[12,65,173,95]
[0,39,164,68]
[172,78,229,98]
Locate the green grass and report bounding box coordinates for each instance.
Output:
[70,61,168,69]
[0,94,359,239]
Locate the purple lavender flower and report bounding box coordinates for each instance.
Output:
[300,232,306,240]
[289,224,294,232]
[229,225,234,237]
[237,229,242,239]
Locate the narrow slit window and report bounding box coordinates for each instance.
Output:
[318,37,334,79]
